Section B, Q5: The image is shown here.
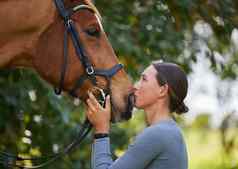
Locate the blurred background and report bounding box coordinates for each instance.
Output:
[0,0,238,169]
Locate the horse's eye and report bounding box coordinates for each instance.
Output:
[85,27,100,37]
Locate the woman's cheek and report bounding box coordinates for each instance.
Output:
[135,90,146,108]
[135,98,142,108]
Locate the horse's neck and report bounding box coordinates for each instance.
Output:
[0,0,55,68]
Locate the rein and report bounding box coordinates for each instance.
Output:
[0,0,124,168]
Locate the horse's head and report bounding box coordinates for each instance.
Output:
[33,0,134,122]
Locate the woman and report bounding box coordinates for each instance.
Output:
[86,61,188,169]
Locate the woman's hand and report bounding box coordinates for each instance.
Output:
[86,91,111,133]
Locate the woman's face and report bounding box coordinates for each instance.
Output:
[134,65,162,109]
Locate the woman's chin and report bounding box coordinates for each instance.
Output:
[134,102,143,109]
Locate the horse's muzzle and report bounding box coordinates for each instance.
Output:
[121,92,135,120]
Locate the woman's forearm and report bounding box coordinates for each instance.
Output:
[92,137,113,169]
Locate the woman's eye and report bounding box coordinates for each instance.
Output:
[85,27,100,37]
[141,76,146,81]
[141,75,147,81]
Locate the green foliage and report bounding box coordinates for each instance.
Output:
[95,0,238,79]
[190,114,211,129]
[0,69,90,168]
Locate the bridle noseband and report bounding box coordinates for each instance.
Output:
[0,0,124,168]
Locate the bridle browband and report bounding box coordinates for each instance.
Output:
[0,0,124,168]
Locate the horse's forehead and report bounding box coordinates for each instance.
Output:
[70,0,104,31]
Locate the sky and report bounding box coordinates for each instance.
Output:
[184,26,238,128]
[184,55,238,128]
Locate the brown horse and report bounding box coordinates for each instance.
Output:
[0,0,134,122]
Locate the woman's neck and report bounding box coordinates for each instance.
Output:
[144,100,172,125]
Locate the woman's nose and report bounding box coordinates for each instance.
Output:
[133,81,140,90]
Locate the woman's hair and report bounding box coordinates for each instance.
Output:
[152,61,189,115]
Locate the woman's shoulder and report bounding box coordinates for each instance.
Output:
[139,119,183,143]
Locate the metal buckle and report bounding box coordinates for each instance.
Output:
[92,87,106,107]
[66,19,73,28]
[98,88,106,107]
[86,66,94,75]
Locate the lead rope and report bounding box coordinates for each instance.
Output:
[0,120,92,169]
[0,89,108,169]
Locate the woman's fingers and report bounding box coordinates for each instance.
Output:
[86,108,92,115]
[86,107,92,117]
[86,99,97,113]
[88,92,101,108]
[105,95,111,111]
[87,91,111,113]
[86,92,111,132]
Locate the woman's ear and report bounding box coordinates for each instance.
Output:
[158,84,169,97]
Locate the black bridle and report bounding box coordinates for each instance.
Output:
[0,0,124,168]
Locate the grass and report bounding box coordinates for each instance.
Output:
[184,128,238,169]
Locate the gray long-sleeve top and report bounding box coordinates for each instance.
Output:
[91,119,188,169]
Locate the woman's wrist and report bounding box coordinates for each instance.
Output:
[94,133,109,139]
[94,126,109,139]
[95,125,110,134]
